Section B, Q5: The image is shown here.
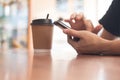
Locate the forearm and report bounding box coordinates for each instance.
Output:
[101,39,120,54]
[101,29,117,40]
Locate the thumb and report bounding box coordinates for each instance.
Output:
[92,24,103,34]
[63,29,83,38]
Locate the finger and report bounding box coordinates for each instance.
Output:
[67,35,82,55]
[64,19,70,22]
[84,19,94,31]
[74,13,84,21]
[64,13,77,25]
[67,35,77,48]
[63,29,83,38]
[70,12,77,20]
[92,24,103,34]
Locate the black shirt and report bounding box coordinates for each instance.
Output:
[99,0,120,36]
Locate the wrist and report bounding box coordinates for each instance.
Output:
[99,39,112,54]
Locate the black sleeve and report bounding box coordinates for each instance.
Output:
[99,0,120,36]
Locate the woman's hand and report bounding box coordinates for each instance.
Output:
[65,13,85,30]
[63,29,111,54]
[65,12,102,34]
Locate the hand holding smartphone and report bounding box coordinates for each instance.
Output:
[54,20,80,41]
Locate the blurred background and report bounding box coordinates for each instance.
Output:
[0,0,28,49]
[0,0,113,50]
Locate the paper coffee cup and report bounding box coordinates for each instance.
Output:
[31,19,53,50]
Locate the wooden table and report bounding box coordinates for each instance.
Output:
[0,49,120,80]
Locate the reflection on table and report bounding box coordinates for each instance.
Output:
[0,49,120,80]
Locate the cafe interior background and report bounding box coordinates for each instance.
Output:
[0,0,112,51]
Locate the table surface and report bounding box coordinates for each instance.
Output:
[0,49,120,80]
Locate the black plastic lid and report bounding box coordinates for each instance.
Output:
[31,19,53,26]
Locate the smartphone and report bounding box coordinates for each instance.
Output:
[54,20,80,41]
[53,20,70,29]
